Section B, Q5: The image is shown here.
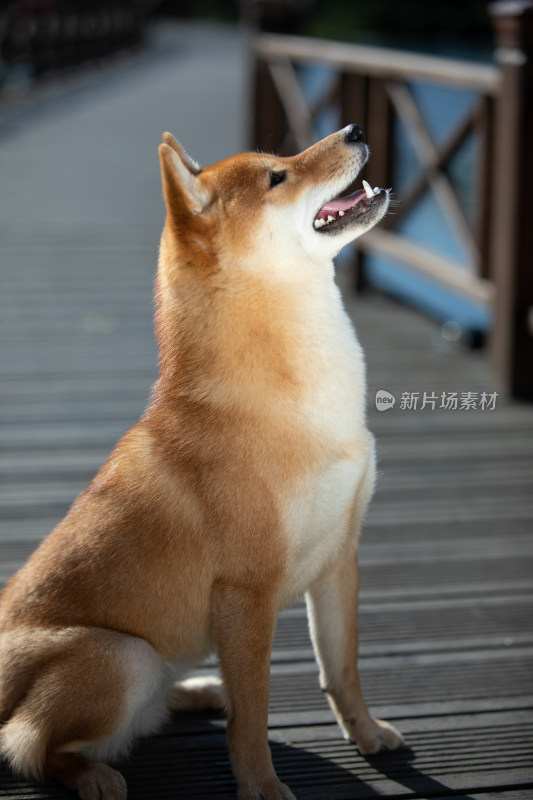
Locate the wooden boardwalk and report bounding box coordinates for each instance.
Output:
[1,20,533,800]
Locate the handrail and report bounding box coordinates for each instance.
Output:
[255,34,501,94]
[362,230,494,306]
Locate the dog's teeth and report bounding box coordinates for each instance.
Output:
[338,210,344,217]
[314,219,321,229]
[362,179,374,199]
[327,215,335,223]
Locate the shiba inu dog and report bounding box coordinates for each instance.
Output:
[0,124,403,800]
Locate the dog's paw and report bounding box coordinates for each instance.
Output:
[167,675,226,713]
[237,777,296,800]
[77,763,127,800]
[351,716,404,755]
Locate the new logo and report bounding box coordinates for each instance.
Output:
[375,390,396,411]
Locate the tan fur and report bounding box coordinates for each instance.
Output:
[0,126,403,800]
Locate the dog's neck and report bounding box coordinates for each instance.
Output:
[151,227,341,412]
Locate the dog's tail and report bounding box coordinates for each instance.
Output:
[0,715,48,782]
[0,630,54,781]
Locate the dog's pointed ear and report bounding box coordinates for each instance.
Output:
[159,133,212,215]
[162,132,201,174]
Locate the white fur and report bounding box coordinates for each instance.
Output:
[82,637,174,763]
[0,719,48,782]
[280,458,367,607]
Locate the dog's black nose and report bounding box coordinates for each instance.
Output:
[344,123,365,144]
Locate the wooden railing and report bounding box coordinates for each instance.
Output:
[249,1,533,400]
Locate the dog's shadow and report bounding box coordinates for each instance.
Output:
[0,713,475,799]
[121,712,477,800]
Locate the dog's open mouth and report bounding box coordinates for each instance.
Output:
[314,180,388,233]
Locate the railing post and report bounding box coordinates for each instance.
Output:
[489,1,533,399]
[476,97,495,281]
[340,72,369,290]
[365,79,394,198]
[251,55,284,153]
[339,74,394,292]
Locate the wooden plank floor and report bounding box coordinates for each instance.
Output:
[1,20,533,800]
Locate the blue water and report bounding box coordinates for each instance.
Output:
[299,61,492,333]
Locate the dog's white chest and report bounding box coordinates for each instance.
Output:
[287,455,362,549]
[278,285,370,602]
[280,454,366,607]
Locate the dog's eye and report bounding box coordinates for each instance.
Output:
[269,170,287,189]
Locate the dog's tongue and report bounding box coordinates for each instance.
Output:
[316,189,366,221]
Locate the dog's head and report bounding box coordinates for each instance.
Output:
[158,126,389,273]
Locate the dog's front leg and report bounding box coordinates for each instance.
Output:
[306,554,404,754]
[214,584,296,800]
